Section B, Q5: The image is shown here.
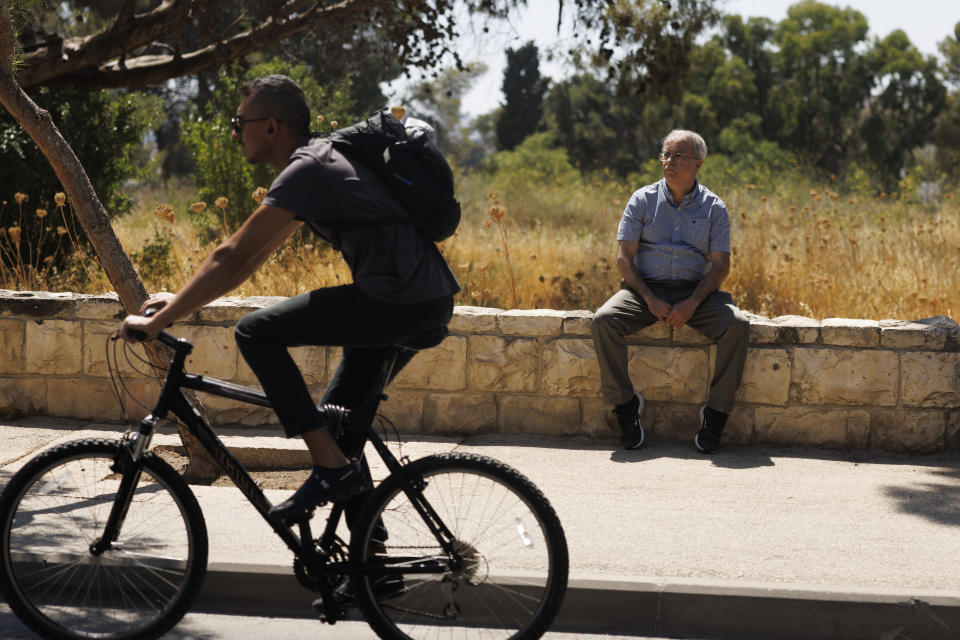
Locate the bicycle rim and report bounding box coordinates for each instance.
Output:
[351,453,568,640]
[0,439,207,640]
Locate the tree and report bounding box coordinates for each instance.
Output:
[401,63,488,167]
[932,23,960,180]
[862,31,946,192]
[495,41,547,151]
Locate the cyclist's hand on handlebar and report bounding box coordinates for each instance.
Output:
[139,292,174,315]
[119,313,162,343]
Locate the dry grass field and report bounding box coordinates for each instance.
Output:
[4,173,958,322]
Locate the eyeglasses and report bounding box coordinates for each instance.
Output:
[231,115,277,133]
[659,151,694,162]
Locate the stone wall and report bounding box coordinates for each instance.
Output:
[1,290,959,452]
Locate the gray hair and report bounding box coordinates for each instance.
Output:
[239,74,310,137]
[663,129,708,161]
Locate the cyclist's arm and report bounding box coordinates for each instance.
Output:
[121,204,301,341]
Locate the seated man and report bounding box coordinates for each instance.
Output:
[590,129,749,453]
[121,74,460,521]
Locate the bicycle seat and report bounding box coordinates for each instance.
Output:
[398,327,448,351]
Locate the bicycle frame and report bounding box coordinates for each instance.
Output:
[106,330,458,581]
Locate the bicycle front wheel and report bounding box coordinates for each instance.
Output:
[0,438,208,640]
[350,453,568,640]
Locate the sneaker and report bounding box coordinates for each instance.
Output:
[694,404,729,454]
[269,461,371,523]
[314,574,406,612]
[613,392,645,450]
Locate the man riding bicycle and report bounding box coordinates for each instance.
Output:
[121,74,460,524]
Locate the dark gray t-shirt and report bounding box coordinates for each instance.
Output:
[262,138,460,304]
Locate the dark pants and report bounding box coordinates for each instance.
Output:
[235,284,454,530]
[590,281,749,413]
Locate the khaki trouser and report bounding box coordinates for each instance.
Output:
[590,282,750,413]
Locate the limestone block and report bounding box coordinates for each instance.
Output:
[25,319,82,375]
[498,309,564,336]
[748,316,819,345]
[46,377,134,422]
[580,397,616,438]
[196,296,285,324]
[395,337,467,390]
[377,390,422,432]
[498,395,580,436]
[627,346,709,403]
[291,346,326,386]
[673,325,712,345]
[651,404,754,444]
[74,294,124,321]
[948,411,960,451]
[821,318,880,348]
[199,393,279,428]
[627,322,671,343]
[0,319,24,374]
[176,325,238,380]
[542,339,600,396]
[0,290,74,319]
[450,306,500,333]
[562,311,594,336]
[422,393,497,434]
[872,411,945,453]
[880,321,949,350]
[326,347,343,381]
[83,321,147,378]
[901,352,960,407]
[754,407,870,448]
[792,349,898,406]
[467,335,540,392]
[736,349,790,405]
[0,377,46,417]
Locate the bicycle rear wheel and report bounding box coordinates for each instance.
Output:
[0,438,208,640]
[350,453,568,640]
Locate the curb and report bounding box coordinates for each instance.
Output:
[194,564,960,639]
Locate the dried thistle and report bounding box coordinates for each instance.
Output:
[54,192,66,206]
[215,197,229,210]
[35,208,47,218]
[13,192,27,205]
[190,201,207,213]
[252,187,268,204]
[317,114,324,125]
[8,227,22,243]
[153,204,175,223]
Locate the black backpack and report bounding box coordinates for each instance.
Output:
[328,109,461,242]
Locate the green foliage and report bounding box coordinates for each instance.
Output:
[403,63,488,167]
[0,87,161,270]
[482,133,581,196]
[180,59,356,230]
[130,229,176,289]
[496,42,547,151]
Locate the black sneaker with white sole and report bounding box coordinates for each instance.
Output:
[694,404,729,454]
[613,392,645,450]
[269,460,371,523]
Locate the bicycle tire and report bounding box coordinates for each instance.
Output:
[349,453,568,640]
[0,438,208,640]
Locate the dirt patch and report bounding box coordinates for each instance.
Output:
[154,448,310,490]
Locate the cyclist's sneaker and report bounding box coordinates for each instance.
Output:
[613,392,645,450]
[694,404,729,454]
[321,574,407,610]
[269,461,371,523]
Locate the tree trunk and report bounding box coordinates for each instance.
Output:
[0,1,217,483]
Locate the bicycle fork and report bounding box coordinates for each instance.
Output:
[89,417,158,555]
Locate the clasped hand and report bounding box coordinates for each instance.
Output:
[118,292,175,343]
[648,296,697,328]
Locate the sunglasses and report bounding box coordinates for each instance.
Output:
[231,115,279,133]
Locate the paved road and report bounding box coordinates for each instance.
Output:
[0,604,686,640]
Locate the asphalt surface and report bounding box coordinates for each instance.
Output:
[3,416,960,639]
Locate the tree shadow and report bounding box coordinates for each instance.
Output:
[883,468,960,527]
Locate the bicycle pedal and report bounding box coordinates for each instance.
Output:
[311,595,345,624]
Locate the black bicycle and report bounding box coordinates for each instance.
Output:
[0,324,568,640]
